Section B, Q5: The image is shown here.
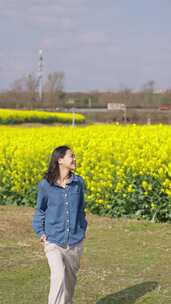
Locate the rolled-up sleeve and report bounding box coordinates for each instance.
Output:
[79,177,88,231]
[32,181,48,238]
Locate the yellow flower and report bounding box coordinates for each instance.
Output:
[142,181,152,191]
[127,185,135,192]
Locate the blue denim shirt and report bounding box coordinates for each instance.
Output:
[32,172,88,248]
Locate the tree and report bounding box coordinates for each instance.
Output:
[9,73,38,108]
[11,76,26,92]
[11,73,38,92]
[44,71,65,108]
[142,80,155,93]
[141,80,156,107]
[117,84,132,106]
[26,73,38,95]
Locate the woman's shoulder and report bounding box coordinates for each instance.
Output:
[73,173,84,182]
[74,174,86,189]
[39,174,85,188]
[38,178,50,190]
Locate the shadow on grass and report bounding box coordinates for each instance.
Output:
[96,281,159,304]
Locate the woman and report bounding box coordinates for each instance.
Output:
[32,145,88,304]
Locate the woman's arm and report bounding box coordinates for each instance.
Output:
[32,181,48,238]
[79,177,88,231]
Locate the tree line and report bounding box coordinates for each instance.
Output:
[0,73,171,110]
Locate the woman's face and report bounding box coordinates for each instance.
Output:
[59,149,76,170]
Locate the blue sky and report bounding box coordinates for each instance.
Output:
[0,0,171,92]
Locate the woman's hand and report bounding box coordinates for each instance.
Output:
[40,234,47,245]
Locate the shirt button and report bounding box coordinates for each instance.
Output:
[67,228,69,231]
[66,211,69,214]
[67,219,69,222]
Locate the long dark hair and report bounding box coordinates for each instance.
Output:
[43,145,73,185]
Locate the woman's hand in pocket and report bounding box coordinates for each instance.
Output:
[40,234,47,246]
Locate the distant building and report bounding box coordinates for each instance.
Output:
[159,104,171,111]
[107,103,126,111]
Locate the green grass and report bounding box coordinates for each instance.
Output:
[1,206,171,303]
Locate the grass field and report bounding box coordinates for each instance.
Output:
[1,206,171,303]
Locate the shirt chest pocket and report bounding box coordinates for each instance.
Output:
[70,184,81,194]
[70,187,81,207]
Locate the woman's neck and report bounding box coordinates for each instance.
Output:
[56,171,72,187]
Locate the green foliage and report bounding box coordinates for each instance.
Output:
[0,124,171,223]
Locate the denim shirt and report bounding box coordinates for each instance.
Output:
[32,172,88,248]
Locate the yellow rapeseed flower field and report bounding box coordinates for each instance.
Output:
[0,123,171,222]
[0,108,85,124]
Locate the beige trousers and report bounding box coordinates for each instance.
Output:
[43,240,84,304]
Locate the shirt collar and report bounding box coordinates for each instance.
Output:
[54,171,77,187]
[66,172,74,184]
[66,172,79,183]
